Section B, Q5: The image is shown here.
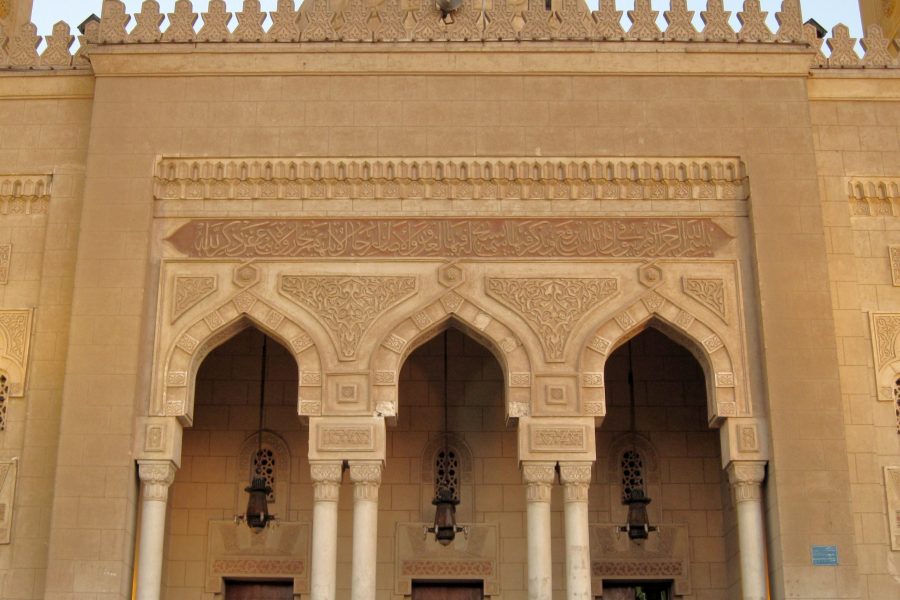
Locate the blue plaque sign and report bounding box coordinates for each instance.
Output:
[811,545,839,566]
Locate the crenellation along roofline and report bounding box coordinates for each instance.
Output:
[83,41,819,77]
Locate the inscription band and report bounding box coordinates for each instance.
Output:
[166,218,731,259]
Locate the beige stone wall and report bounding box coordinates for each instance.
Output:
[810,75,900,598]
[38,62,848,599]
[0,73,93,599]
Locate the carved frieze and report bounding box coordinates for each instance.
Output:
[168,218,732,260]
[155,157,748,203]
[849,177,900,216]
[0,175,51,215]
[486,277,618,361]
[279,276,416,360]
[0,460,16,544]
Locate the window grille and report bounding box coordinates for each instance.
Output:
[0,373,7,431]
[435,448,460,502]
[253,447,276,502]
[621,449,645,500]
[894,376,900,435]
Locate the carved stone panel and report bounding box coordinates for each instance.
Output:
[869,312,900,402]
[0,243,10,284]
[308,417,385,461]
[887,466,900,551]
[518,417,596,461]
[591,523,691,596]
[486,277,618,362]
[280,275,416,360]
[172,275,217,321]
[205,520,309,594]
[683,277,727,322]
[0,459,16,544]
[0,308,33,397]
[395,523,500,596]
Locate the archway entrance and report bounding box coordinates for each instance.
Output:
[594,327,735,598]
[387,326,523,597]
[162,327,309,598]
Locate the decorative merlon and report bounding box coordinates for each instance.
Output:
[154,156,748,203]
[3,1,896,71]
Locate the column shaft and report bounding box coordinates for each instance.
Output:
[310,462,343,600]
[523,462,555,600]
[350,461,382,600]
[728,461,769,600]
[560,462,592,600]
[135,461,176,600]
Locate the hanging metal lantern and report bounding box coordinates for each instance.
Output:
[620,489,657,541]
[429,487,462,546]
[244,476,274,532]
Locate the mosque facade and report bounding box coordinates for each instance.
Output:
[0,0,898,599]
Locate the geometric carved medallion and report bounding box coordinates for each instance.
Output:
[486,278,618,361]
[279,275,417,360]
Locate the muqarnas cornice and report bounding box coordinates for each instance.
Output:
[154,157,749,203]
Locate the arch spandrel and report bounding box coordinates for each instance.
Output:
[148,262,322,426]
[577,290,746,427]
[369,290,534,421]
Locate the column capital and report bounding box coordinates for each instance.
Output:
[137,460,177,502]
[726,460,767,503]
[559,461,592,503]
[349,460,382,502]
[522,461,555,503]
[311,461,343,502]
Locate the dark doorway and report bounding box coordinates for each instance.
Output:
[602,581,671,600]
[412,581,484,600]
[224,580,293,600]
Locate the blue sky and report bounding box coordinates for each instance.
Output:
[31,1,864,41]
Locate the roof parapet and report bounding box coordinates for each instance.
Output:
[0,1,893,72]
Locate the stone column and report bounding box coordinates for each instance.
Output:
[310,461,343,600]
[349,461,383,600]
[523,461,556,600]
[727,461,769,600]
[136,460,177,600]
[559,462,592,600]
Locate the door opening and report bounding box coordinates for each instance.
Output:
[412,580,484,600]
[602,581,672,600]
[224,580,293,600]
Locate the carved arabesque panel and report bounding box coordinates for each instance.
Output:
[279,275,417,361]
[486,277,619,362]
[0,459,17,544]
[0,309,33,397]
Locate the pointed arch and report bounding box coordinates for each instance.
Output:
[157,290,322,426]
[369,291,533,420]
[578,292,742,426]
